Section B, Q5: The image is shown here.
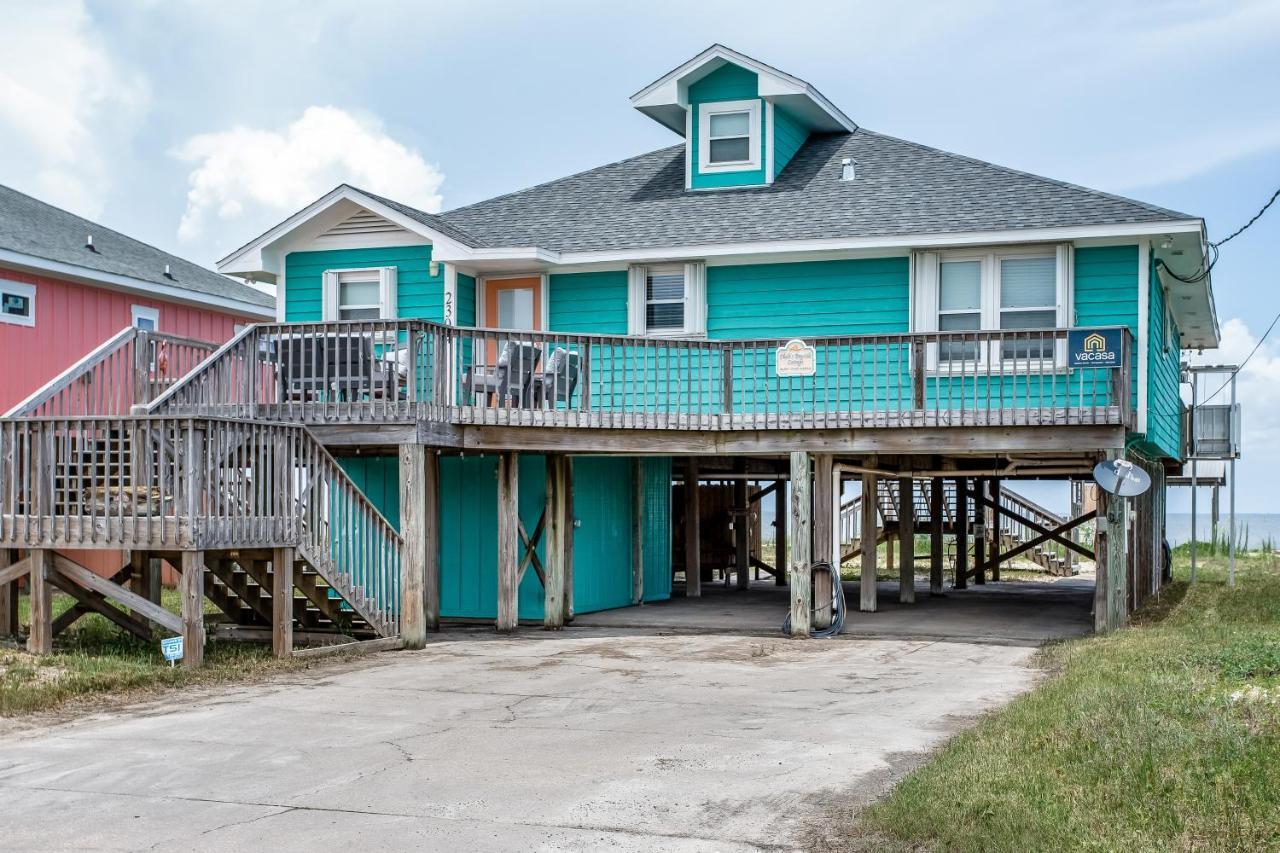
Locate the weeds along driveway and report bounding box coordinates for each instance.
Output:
[0,631,1040,852]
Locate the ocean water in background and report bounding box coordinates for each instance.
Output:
[1166,513,1280,548]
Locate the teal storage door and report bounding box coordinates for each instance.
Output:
[570,457,636,614]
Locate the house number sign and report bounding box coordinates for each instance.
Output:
[775,339,817,377]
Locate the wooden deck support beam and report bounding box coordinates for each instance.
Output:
[813,454,834,627]
[990,478,1002,581]
[272,547,295,659]
[788,452,812,637]
[399,443,428,648]
[545,454,568,629]
[497,451,520,633]
[632,458,645,605]
[860,472,878,612]
[26,549,52,655]
[973,478,987,585]
[733,461,750,591]
[774,479,788,586]
[954,480,969,590]
[684,457,701,598]
[930,478,944,595]
[898,477,915,604]
[180,550,205,668]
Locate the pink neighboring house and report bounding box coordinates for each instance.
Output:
[0,183,274,413]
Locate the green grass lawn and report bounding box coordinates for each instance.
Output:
[836,550,1280,852]
[1,590,309,717]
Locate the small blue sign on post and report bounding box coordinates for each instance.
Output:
[160,635,184,666]
[1068,328,1123,369]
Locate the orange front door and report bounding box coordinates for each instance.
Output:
[483,276,542,362]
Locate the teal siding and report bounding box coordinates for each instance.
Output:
[689,64,768,190]
[707,258,910,338]
[284,245,442,322]
[642,458,673,602]
[1074,245,1140,414]
[772,107,808,178]
[1143,253,1183,459]
[455,272,476,326]
[549,270,628,334]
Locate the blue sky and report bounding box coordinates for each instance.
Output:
[3,0,1278,510]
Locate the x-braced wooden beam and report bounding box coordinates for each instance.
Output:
[518,511,547,587]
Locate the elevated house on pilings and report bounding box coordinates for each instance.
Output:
[0,45,1218,660]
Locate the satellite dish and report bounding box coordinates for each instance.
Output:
[1093,459,1152,497]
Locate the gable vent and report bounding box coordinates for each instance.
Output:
[321,210,408,238]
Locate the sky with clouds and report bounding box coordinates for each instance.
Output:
[2,0,1278,510]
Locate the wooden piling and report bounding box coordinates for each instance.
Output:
[813,454,834,627]
[545,454,567,629]
[973,478,987,585]
[424,451,440,632]
[898,477,915,604]
[398,443,428,648]
[497,452,519,633]
[0,549,17,637]
[860,472,878,612]
[180,550,204,668]
[684,458,701,598]
[272,546,294,658]
[954,479,969,590]
[734,462,751,591]
[989,478,1002,582]
[930,478,944,595]
[788,452,812,637]
[774,479,788,586]
[26,549,52,655]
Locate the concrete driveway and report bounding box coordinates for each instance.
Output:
[0,626,1052,852]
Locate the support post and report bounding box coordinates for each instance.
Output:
[813,454,834,628]
[496,452,519,633]
[545,454,567,629]
[930,478,944,595]
[632,458,645,605]
[424,451,440,631]
[0,550,17,637]
[990,478,1002,582]
[684,458,701,598]
[26,549,52,655]
[954,479,969,590]
[898,477,915,603]
[180,550,205,668]
[774,479,788,586]
[398,443,428,649]
[860,472,878,612]
[788,452,812,637]
[734,461,751,591]
[272,547,294,658]
[973,478,987,585]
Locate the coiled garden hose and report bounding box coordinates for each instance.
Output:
[781,560,846,638]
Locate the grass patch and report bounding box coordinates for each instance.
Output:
[1,589,310,717]
[848,551,1280,852]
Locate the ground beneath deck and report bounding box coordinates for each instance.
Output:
[581,575,1096,645]
[0,580,1091,852]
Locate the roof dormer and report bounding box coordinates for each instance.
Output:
[630,44,856,190]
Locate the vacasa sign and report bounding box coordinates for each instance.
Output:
[1067,328,1122,368]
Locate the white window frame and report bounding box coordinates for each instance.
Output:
[628,262,706,338]
[913,245,1072,373]
[131,304,160,331]
[0,279,36,327]
[322,266,398,321]
[697,99,762,174]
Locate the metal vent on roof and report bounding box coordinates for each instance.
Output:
[320,210,407,238]
[840,158,857,181]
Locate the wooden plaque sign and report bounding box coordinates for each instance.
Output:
[775,339,816,377]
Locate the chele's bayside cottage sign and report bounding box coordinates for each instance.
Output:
[775,339,817,377]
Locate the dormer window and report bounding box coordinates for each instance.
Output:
[698,100,761,174]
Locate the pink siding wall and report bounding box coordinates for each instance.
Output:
[0,267,261,413]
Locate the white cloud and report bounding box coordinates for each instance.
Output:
[173,106,445,242]
[0,0,148,217]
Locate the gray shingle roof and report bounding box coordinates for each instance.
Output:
[433,129,1196,253]
[0,184,274,311]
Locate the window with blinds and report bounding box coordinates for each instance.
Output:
[645,266,686,332]
[999,256,1057,359]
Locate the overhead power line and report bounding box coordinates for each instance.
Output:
[1157,185,1280,285]
[1197,308,1280,407]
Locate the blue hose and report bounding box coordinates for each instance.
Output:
[781,561,846,638]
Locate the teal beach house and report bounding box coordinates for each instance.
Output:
[0,46,1220,660]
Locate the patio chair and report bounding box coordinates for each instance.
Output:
[533,347,581,407]
[276,333,393,401]
[462,341,542,407]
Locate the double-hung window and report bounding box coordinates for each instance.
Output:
[628,262,706,337]
[323,267,397,321]
[697,100,762,174]
[917,246,1071,369]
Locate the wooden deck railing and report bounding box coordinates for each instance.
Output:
[0,415,401,635]
[5,328,217,418]
[149,321,1134,431]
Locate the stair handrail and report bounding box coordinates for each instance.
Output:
[146,323,260,415]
